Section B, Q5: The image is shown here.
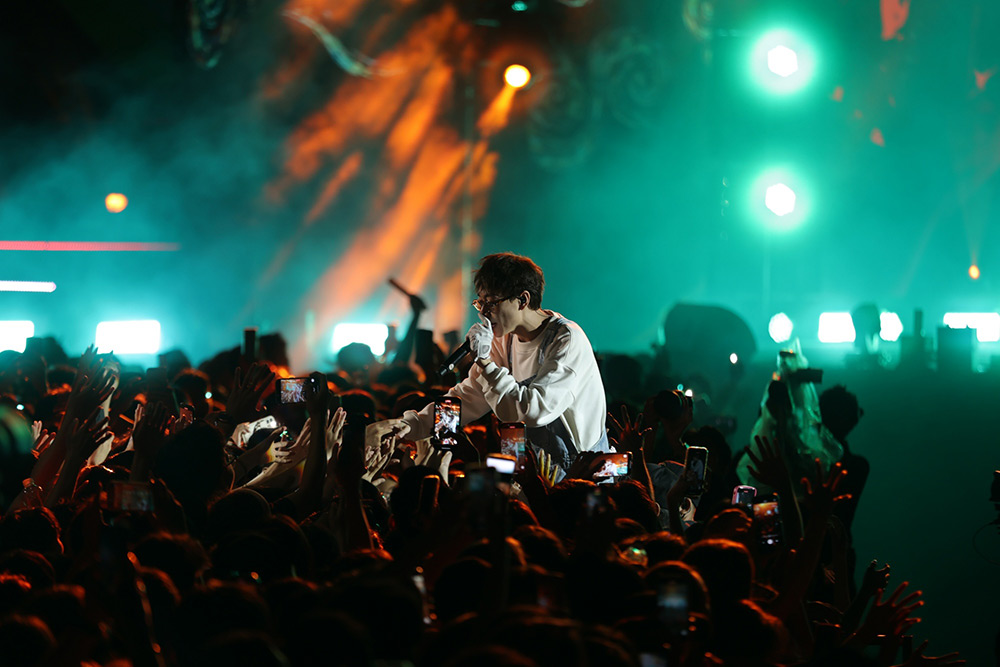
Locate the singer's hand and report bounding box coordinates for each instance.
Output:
[467,316,494,360]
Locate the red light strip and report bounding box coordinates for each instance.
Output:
[0,241,180,252]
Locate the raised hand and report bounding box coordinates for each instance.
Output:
[607,406,653,457]
[325,407,347,461]
[273,422,310,466]
[227,363,275,425]
[32,427,55,459]
[130,402,172,482]
[897,640,965,666]
[849,581,923,648]
[862,559,892,594]
[533,448,560,487]
[747,434,791,490]
[801,458,850,518]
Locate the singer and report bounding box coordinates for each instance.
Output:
[379,252,608,474]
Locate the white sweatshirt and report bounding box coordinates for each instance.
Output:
[401,312,607,453]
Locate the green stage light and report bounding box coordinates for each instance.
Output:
[768,313,793,343]
[749,168,810,231]
[751,29,816,95]
[765,183,796,216]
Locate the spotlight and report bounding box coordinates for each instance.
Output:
[504,64,531,89]
[818,313,856,344]
[768,313,793,343]
[767,45,799,77]
[331,323,389,356]
[943,312,1000,343]
[765,183,796,216]
[751,29,817,95]
[105,193,128,213]
[729,353,739,364]
[0,321,34,352]
[969,264,981,280]
[879,312,903,342]
[95,320,162,354]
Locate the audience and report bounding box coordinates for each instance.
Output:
[0,325,965,667]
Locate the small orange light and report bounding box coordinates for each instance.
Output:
[105,193,128,213]
[969,264,981,280]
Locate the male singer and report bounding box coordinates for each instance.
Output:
[378,252,608,472]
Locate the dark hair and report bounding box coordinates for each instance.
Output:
[474,253,544,309]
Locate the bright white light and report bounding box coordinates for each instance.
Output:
[331,323,389,356]
[0,321,35,352]
[0,281,56,293]
[767,45,799,77]
[879,312,903,342]
[16,404,24,411]
[818,312,856,343]
[95,320,161,354]
[504,64,531,89]
[765,183,797,216]
[684,389,694,397]
[768,313,793,343]
[205,392,213,399]
[729,353,739,364]
[943,312,1000,343]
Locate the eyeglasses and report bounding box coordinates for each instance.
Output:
[472,294,515,314]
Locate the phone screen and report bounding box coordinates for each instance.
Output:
[499,422,526,471]
[657,580,690,627]
[486,454,516,475]
[593,453,631,478]
[732,485,757,507]
[109,481,154,512]
[433,397,461,451]
[753,500,782,547]
[683,446,709,496]
[277,378,310,404]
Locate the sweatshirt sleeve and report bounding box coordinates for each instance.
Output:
[473,326,582,428]
[399,351,497,439]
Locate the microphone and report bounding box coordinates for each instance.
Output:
[439,339,471,375]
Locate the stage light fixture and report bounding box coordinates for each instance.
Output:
[768,313,793,343]
[0,281,56,293]
[0,321,35,352]
[767,45,798,77]
[879,312,903,342]
[105,193,128,213]
[818,312,856,344]
[751,29,816,95]
[504,64,531,89]
[95,320,162,354]
[729,353,739,364]
[331,323,389,356]
[969,264,980,280]
[943,312,1000,343]
[765,183,796,216]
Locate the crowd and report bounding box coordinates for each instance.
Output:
[0,307,967,666]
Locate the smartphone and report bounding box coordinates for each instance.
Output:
[592,452,631,479]
[415,329,435,369]
[107,481,154,512]
[432,397,461,452]
[657,579,690,628]
[499,422,527,471]
[683,446,709,496]
[732,485,757,507]
[417,475,440,515]
[585,488,613,517]
[276,377,313,404]
[753,498,783,548]
[243,327,258,362]
[246,415,278,436]
[486,453,517,475]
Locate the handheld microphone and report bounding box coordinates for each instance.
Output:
[439,340,471,375]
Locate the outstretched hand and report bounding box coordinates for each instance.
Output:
[227,363,275,425]
[897,640,965,667]
[801,458,850,518]
[850,581,923,649]
[746,434,791,490]
[607,406,653,457]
